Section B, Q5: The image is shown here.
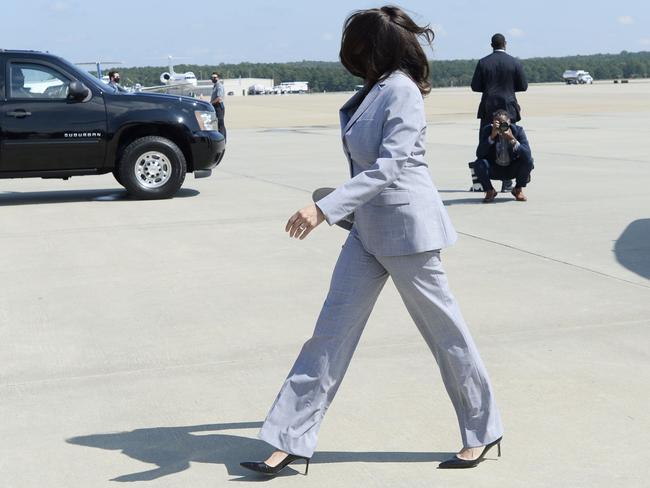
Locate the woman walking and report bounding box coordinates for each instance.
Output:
[241,6,503,475]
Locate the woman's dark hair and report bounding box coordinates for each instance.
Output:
[339,5,435,95]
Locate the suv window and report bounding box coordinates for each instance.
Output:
[10,63,70,99]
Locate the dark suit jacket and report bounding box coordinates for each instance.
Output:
[471,51,528,122]
[476,124,532,163]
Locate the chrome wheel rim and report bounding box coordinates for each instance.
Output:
[135,151,172,188]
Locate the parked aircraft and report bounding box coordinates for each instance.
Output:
[134,56,198,94]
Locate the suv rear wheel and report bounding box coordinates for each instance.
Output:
[118,136,187,199]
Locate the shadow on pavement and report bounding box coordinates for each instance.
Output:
[615,219,650,280]
[443,197,514,206]
[0,188,199,206]
[66,421,454,482]
[436,189,474,194]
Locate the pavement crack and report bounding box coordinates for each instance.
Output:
[218,169,312,193]
[0,358,256,390]
[2,319,646,390]
[457,231,650,289]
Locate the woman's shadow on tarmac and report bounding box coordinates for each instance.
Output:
[615,219,650,280]
[66,421,454,482]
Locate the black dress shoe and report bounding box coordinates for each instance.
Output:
[438,436,502,469]
[240,453,310,476]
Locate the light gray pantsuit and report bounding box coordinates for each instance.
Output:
[258,71,503,458]
[258,231,503,458]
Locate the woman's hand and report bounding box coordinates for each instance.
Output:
[286,203,325,240]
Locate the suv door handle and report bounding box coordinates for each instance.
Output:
[6,110,32,118]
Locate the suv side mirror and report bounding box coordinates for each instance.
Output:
[67,81,90,101]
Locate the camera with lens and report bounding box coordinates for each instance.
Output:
[497,121,510,133]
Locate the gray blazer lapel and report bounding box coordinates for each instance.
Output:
[339,89,366,136]
[342,83,382,134]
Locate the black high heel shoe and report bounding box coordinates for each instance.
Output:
[438,436,502,469]
[240,453,310,476]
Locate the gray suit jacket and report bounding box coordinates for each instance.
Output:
[316,71,457,256]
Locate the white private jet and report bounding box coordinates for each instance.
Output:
[159,56,198,87]
[134,56,198,94]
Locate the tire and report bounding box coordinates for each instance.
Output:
[117,136,186,199]
[112,169,123,186]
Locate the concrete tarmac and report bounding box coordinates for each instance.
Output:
[1,82,649,487]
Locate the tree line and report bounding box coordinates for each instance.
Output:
[113,51,650,92]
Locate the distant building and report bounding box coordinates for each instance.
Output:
[192,77,311,98]
[194,78,274,97]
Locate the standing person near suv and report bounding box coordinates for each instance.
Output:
[108,70,127,93]
[470,33,528,192]
[210,72,226,141]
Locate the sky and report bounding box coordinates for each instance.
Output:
[1,0,649,67]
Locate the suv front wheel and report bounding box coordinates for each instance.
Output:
[118,136,187,199]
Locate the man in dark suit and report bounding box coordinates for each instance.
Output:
[470,33,528,192]
[472,33,528,129]
[473,109,533,203]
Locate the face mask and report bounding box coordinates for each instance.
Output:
[114,78,120,83]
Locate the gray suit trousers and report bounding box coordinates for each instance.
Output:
[258,231,503,457]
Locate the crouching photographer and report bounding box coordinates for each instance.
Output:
[473,109,534,203]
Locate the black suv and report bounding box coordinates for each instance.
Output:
[0,50,225,199]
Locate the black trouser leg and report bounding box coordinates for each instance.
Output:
[514,153,533,188]
[479,118,490,141]
[215,104,226,141]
